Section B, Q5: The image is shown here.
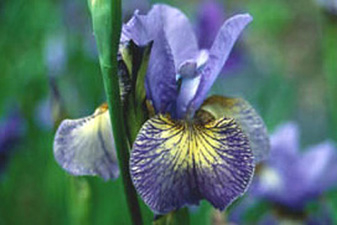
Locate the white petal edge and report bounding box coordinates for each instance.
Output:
[53,105,119,181]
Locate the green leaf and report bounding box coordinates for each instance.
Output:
[323,17,337,141]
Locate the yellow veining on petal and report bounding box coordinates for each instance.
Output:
[141,115,242,171]
[79,103,109,137]
[131,113,254,213]
[200,95,270,163]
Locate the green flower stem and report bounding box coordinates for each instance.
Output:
[323,16,337,140]
[68,177,91,225]
[88,0,143,224]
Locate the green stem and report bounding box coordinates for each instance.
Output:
[88,0,143,224]
[323,16,337,141]
[102,66,143,225]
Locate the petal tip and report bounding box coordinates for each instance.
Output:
[53,110,119,181]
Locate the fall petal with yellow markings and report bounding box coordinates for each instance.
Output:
[201,96,270,163]
[130,114,254,214]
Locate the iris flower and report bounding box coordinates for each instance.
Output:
[229,122,337,225]
[0,110,26,173]
[196,0,245,73]
[316,0,337,15]
[254,122,337,210]
[54,4,269,214]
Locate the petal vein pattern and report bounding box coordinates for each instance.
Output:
[53,105,119,181]
[201,96,270,163]
[188,14,253,114]
[130,114,254,213]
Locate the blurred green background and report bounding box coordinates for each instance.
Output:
[0,0,336,224]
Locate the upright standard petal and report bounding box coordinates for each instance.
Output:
[130,114,254,213]
[122,4,199,62]
[53,104,119,181]
[122,9,177,113]
[187,14,253,115]
[200,96,270,163]
[122,4,199,113]
[151,4,199,69]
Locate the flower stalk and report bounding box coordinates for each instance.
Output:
[323,16,337,141]
[88,0,143,224]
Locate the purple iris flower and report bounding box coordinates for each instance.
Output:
[256,211,333,225]
[44,35,67,78]
[196,0,246,74]
[0,110,25,173]
[54,4,269,215]
[254,122,337,211]
[123,4,269,214]
[121,4,253,118]
[228,122,337,224]
[316,0,337,15]
[196,0,225,49]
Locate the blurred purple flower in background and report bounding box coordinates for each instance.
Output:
[35,98,53,131]
[316,0,337,15]
[44,35,67,78]
[255,122,337,211]
[0,110,26,173]
[61,0,149,59]
[196,0,225,49]
[35,35,68,131]
[196,0,246,74]
[229,122,337,224]
[122,0,149,21]
[62,0,88,35]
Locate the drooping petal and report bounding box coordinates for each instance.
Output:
[187,14,253,115]
[200,96,269,163]
[53,104,119,181]
[130,114,254,214]
[152,5,199,69]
